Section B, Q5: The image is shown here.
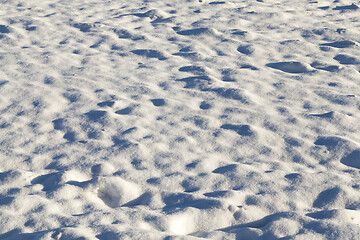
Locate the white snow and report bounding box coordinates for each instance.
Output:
[1,0,360,239]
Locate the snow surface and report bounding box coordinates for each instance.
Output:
[0,0,360,239]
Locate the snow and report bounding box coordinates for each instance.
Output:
[0,0,360,239]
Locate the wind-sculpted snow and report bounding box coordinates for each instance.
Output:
[266,61,314,74]
[0,0,360,239]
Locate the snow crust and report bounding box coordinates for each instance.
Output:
[1,0,360,239]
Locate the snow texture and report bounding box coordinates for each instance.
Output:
[0,0,360,239]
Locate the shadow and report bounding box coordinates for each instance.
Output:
[31,172,64,192]
[209,1,226,5]
[151,17,174,24]
[97,101,115,107]
[316,91,354,105]
[310,111,334,118]
[63,91,81,103]
[333,4,359,11]
[340,150,360,169]
[161,192,223,211]
[176,28,210,36]
[122,192,153,207]
[0,228,63,240]
[182,178,200,192]
[219,212,294,231]
[199,101,211,110]
[176,76,212,89]
[284,173,302,182]
[320,40,356,48]
[183,116,208,129]
[237,45,253,55]
[150,98,166,107]
[44,13,56,17]
[73,23,93,32]
[333,54,360,65]
[266,61,311,74]
[110,45,124,51]
[85,110,108,124]
[90,36,108,48]
[232,30,247,36]
[306,209,338,220]
[204,88,248,103]
[239,64,258,70]
[312,187,342,208]
[44,76,54,84]
[0,25,10,33]
[63,131,76,142]
[310,61,340,72]
[121,127,137,135]
[0,170,18,183]
[221,124,254,136]
[131,158,146,170]
[114,9,164,22]
[146,177,161,185]
[173,52,201,60]
[52,118,65,130]
[179,66,206,75]
[115,106,134,115]
[113,29,145,41]
[284,137,302,147]
[96,231,121,240]
[0,80,9,87]
[203,190,231,198]
[111,137,134,149]
[0,195,15,206]
[213,164,238,174]
[25,26,36,31]
[0,228,22,240]
[66,178,96,189]
[114,28,132,38]
[178,45,192,52]
[131,49,167,60]
[45,154,69,170]
[314,136,347,150]
[221,69,236,82]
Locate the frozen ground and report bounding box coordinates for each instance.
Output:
[0,0,360,239]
